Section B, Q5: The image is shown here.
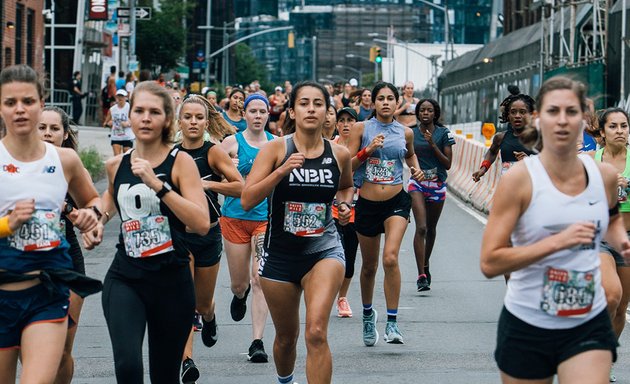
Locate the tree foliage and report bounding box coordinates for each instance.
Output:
[136,0,191,74]
[234,43,271,90]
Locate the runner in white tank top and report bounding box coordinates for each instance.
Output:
[481,76,630,383]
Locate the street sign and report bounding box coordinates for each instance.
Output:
[128,60,139,72]
[192,62,207,69]
[116,7,151,20]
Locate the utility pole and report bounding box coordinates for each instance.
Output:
[50,0,56,102]
[312,36,317,81]
[204,0,212,86]
[130,0,137,67]
[622,0,627,103]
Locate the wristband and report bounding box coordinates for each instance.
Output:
[357,148,369,162]
[338,201,351,210]
[103,211,111,224]
[0,216,13,238]
[480,160,491,170]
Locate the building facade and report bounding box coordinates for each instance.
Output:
[1,0,44,72]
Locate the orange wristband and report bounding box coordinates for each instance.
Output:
[0,216,13,238]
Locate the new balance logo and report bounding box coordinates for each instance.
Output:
[42,166,56,173]
[322,157,333,165]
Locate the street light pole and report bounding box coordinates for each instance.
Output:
[204,0,212,86]
[334,64,362,86]
[417,0,449,61]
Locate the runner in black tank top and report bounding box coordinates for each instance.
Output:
[174,95,243,382]
[99,82,210,384]
[241,82,354,384]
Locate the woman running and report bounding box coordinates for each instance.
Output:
[481,76,627,383]
[323,105,337,140]
[222,88,247,134]
[0,64,102,384]
[591,108,630,382]
[104,89,134,155]
[348,82,424,346]
[241,81,354,384]
[410,99,455,292]
[38,106,95,384]
[394,81,419,128]
[354,88,373,122]
[99,81,210,383]
[472,86,535,181]
[220,94,276,363]
[175,95,244,383]
[332,107,360,318]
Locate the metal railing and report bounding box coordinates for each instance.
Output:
[45,89,73,116]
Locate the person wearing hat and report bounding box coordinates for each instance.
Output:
[268,86,287,135]
[104,89,133,155]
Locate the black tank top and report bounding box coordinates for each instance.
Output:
[500,125,535,163]
[175,141,222,223]
[112,148,188,273]
[265,136,341,255]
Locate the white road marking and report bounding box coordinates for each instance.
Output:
[448,191,488,226]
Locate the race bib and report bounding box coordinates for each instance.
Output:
[122,215,174,258]
[9,210,62,251]
[284,202,327,237]
[540,267,595,317]
[111,125,125,137]
[365,157,395,183]
[501,161,514,175]
[423,167,438,181]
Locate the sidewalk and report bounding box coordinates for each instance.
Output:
[76,125,113,162]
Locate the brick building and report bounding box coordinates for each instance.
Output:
[1,0,45,72]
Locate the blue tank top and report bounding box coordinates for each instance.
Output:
[358,105,372,121]
[353,117,407,187]
[222,111,247,133]
[222,131,274,221]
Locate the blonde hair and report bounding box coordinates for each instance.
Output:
[180,94,235,142]
[130,81,176,144]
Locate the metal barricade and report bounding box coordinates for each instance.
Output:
[45,89,74,117]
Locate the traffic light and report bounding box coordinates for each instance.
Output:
[375,47,382,63]
[369,46,377,62]
[288,31,295,48]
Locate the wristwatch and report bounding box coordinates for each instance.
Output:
[156,182,173,199]
[89,206,103,221]
[62,201,74,216]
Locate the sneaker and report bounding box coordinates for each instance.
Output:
[426,269,432,286]
[193,312,203,332]
[416,274,430,292]
[610,366,617,382]
[181,358,200,384]
[230,284,251,322]
[384,321,404,344]
[248,339,268,363]
[362,309,379,346]
[337,297,353,318]
[201,315,218,348]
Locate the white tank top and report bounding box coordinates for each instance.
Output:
[110,102,134,141]
[0,141,67,216]
[504,154,608,329]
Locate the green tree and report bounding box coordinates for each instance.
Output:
[234,43,271,90]
[136,0,191,74]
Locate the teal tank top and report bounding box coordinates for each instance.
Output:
[222,131,275,220]
[594,148,630,212]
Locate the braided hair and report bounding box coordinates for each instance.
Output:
[499,85,535,124]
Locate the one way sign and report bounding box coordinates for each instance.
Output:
[116,7,152,20]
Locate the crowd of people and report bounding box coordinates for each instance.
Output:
[1,62,630,384]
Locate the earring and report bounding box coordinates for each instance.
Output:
[535,118,540,132]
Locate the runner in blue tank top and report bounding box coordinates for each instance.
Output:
[242,82,354,384]
[348,82,424,347]
[220,94,276,363]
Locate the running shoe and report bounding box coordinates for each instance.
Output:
[193,312,203,332]
[416,274,430,292]
[201,315,218,348]
[610,366,617,382]
[362,309,379,346]
[337,297,353,318]
[426,269,432,286]
[181,358,200,384]
[384,321,404,344]
[248,339,269,363]
[230,284,251,322]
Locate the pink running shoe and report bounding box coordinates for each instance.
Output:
[337,297,353,318]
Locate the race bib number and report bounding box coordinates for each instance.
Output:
[501,161,514,175]
[540,267,595,317]
[284,202,327,237]
[423,167,438,181]
[9,210,62,251]
[122,215,174,258]
[365,157,395,183]
[111,125,125,137]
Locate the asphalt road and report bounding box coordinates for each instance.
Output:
[56,126,630,383]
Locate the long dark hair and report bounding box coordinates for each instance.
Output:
[0,64,46,100]
[416,98,442,126]
[598,107,630,146]
[499,85,535,124]
[43,106,78,151]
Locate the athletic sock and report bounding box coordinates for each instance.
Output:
[278,372,294,384]
[387,309,398,322]
[363,304,373,317]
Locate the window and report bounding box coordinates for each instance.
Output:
[27,9,35,66]
[15,4,24,64]
[4,48,12,67]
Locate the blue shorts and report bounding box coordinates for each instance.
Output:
[183,224,222,268]
[408,179,447,202]
[259,244,345,284]
[0,284,70,349]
